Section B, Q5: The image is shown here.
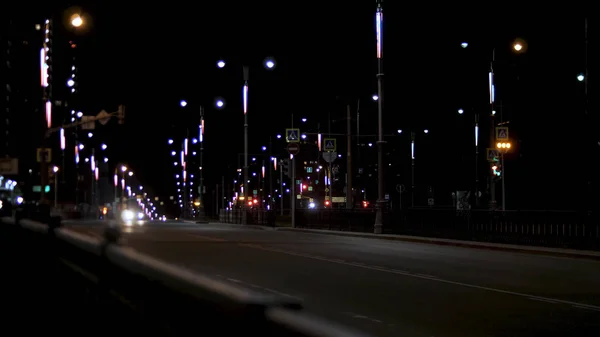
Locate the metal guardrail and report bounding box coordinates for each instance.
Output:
[290,208,600,250]
[0,215,371,337]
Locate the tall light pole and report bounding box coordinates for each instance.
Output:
[197,106,208,222]
[242,67,249,225]
[373,0,385,234]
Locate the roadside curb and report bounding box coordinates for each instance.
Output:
[277,228,600,261]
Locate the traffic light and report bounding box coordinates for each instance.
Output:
[281,159,290,178]
[491,164,502,177]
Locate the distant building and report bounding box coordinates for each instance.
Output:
[0,18,42,181]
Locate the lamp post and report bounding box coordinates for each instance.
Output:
[52,166,59,208]
[373,0,385,234]
[216,58,275,224]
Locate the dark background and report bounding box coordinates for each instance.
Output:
[3,3,597,214]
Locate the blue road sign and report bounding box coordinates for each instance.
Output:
[486,148,499,162]
[323,138,336,152]
[286,128,300,143]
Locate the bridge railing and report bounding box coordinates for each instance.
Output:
[290,208,600,250]
[0,214,370,336]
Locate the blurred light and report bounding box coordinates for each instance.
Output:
[262,146,266,151]
[168,139,173,144]
[368,143,373,147]
[101,144,107,150]
[76,111,83,118]
[308,202,315,209]
[424,129,429,134]
[71,14,83,28]
[301,134,307,139]
[180,100,187,107]
[264,57,276,69]
[60,128,65,150]
[276,134,281,139]
[372,95,378,101]
[301,118,307,122]
[397,129,402,134]
[215,99,224,108]
[192,138,198,144]
[217,60,225,68]
[171,151,176,156]
[87,132,93,138]
[458,108,464,114]
[461,42,468,48]
[67,79,75,87]
[513,42,523,51]
[577,73,585,82]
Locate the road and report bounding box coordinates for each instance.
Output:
[64,220,600,337]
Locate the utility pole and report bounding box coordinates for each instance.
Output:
[373,0,385,234]
[197,106,208,223]
[242,66,249,225]
[221,175,225,214]
[346,105,353,209]
[269,137,273,209]
[488,48,497,210]
[280,161,284,215]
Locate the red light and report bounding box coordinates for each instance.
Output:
[248,201,252,206]
[302,184,307,190]
[362,201,369,208]
[324,200,330,206]
[253,199,258,204]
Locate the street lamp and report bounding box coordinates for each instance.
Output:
[52,166,59,208]
[220,59,276,225]
[71,14,83,28]
[374,0,385,234]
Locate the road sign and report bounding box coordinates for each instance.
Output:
[37,148,52,163]
[97,110,110,125]
[287,142,300,155]
[486,148,499,162]
[286,128,300,143]
[395,184,405,193]
[495,127,509,140]
[322,152,337,163]
[0,158,18,175]
[323,138,336,152]
[81,116,96,130]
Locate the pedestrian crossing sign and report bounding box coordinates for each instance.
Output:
[486,148,499,162]
[495,127,509,140]
[324,138,336,152]
[286,128,300,143]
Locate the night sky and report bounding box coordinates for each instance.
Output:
[8,3,597,211]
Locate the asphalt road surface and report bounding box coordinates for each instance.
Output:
[64,220,600,337]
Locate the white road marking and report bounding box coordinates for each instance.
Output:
[214,274,302,301]
[238,243,600,312]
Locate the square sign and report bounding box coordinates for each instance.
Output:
[37,148,52,163]
[486,148,500,162]
[323,138,336,152]
[286,128,300,143]
[495,127,509,141]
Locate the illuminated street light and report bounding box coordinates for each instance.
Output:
[577,73,585,82]
[264,57,276,69]
[71,14,83,28]
[301,118,307,122]
[397,129,402,134]
[180,100,187,107]
[461,42,468,48]
[372,95,379,101]
[217,60,225,68]
[67,79,75,87]
[513,43,522,51]
[214,97,225,109]
[458,108,464,114]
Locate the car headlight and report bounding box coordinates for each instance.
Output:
[137,212,144,220]
[121,210,134,221]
